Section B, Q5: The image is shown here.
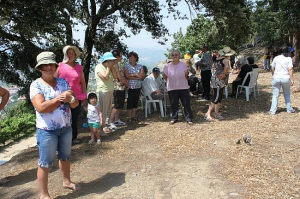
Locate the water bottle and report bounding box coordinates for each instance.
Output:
[83,123,88,128]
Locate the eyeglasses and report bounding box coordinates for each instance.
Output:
[171,54,179,56]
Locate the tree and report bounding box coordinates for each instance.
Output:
[0,0,254,99]
[253,0,300,64]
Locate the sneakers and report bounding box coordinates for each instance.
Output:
[97,139,101,144]
[72,139,80,144]
[113,119,126,126]
[88,139,94,144]
[108,123,117,131]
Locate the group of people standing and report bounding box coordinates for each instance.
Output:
[0,43,295,198]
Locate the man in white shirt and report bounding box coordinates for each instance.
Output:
[142,67,164,100]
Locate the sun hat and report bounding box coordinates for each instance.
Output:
[100,52,117,63]
[186,50,190,53]
[218,47,236,57]
[62,45,81,63]
[152,67,160,74]
[35,52,58,69]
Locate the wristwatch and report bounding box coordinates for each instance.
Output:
[70,95,75,104]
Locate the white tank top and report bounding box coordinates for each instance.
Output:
[87,103,100,123]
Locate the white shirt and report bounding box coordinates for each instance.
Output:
[87,103,100,123]
[142,73,163,96]
[30,78,72,130]
[272,55,293,79]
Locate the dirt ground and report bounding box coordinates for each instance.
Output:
[1,67,300,199]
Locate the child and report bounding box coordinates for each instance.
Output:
[87,92,102,144]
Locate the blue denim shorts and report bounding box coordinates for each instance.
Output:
[36,126,72,168]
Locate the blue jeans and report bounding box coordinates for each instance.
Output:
[37,126,72,168]
[270,78,293,114]
[264,59,270,70]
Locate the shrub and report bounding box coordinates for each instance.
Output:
[0,101,36,145]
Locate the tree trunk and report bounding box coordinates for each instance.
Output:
[293,31,299,67]
[82,25,97,87]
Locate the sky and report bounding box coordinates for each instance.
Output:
[73,1,194,67]
[73,1,192,52]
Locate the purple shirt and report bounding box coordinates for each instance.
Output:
[163,61,189,91]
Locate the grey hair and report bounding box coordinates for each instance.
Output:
[172,50,181,56]
[237,56,249,66]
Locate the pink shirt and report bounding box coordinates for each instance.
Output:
[163,61,189,91]
[58,62,87,100]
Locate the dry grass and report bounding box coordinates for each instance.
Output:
[1,66,300,198]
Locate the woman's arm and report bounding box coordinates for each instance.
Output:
[97,105,104,126]
[97,65,111,80]
[137,68,146,80]
[124,68,139,80]
[80,72,87,94]
[0,87,10,111]
[289,67,294,86]
[218,59,230,79]
[32,94,62,113]
[110,64,118,79]
[114,65,129,87]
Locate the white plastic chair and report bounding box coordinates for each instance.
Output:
[224,86,228,98]
[235,72,259,101]
[252,68,261,94]
[141,90,165,118]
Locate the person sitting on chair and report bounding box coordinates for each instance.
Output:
[247,56,259,69]
[142,67,164,100]
[230,57,253,97]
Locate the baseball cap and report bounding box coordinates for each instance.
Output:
[152,67,160,74]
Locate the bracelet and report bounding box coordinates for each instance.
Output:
[70,96,75,104]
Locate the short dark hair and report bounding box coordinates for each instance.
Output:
[37,63,58,71]
[112,49,121,58]
[247,57,255,64]
[87,93,97,104]
[128,51,139,62]
[281,46,289,54]
[142,65,148,75]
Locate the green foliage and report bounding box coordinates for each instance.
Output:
[0,101,35,145]
[253,0,300,46]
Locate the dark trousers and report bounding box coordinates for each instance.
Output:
[71,100,81,141]
[201,70,212,100]
[168,89,193,122]
[127,88,141,109]
[232,80,243,94]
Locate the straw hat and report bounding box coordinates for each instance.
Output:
[218,47,236,57]
[35,52,57,69]
[62,45,81,63]
[100,52,117,63]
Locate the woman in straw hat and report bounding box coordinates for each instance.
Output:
[55,45,87,144]
[30,52,81,199]
[204,47,232,121]
[95,52,117,134]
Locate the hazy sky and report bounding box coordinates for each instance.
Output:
[73,1,192,52]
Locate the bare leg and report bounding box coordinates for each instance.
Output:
[37,166,50,199]
[132,108,137,118]
[94,128,100,140]
[60,160,81,190]
[89,127,95,140]
[113,109,121,121]
[109,108,117,124]
[127,109,133,120]
[214,103,220,115]
[206,102,215,118]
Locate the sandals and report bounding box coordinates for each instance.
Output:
[214,113,224,120]
[131,117,138,122]
[204,113,214,122]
